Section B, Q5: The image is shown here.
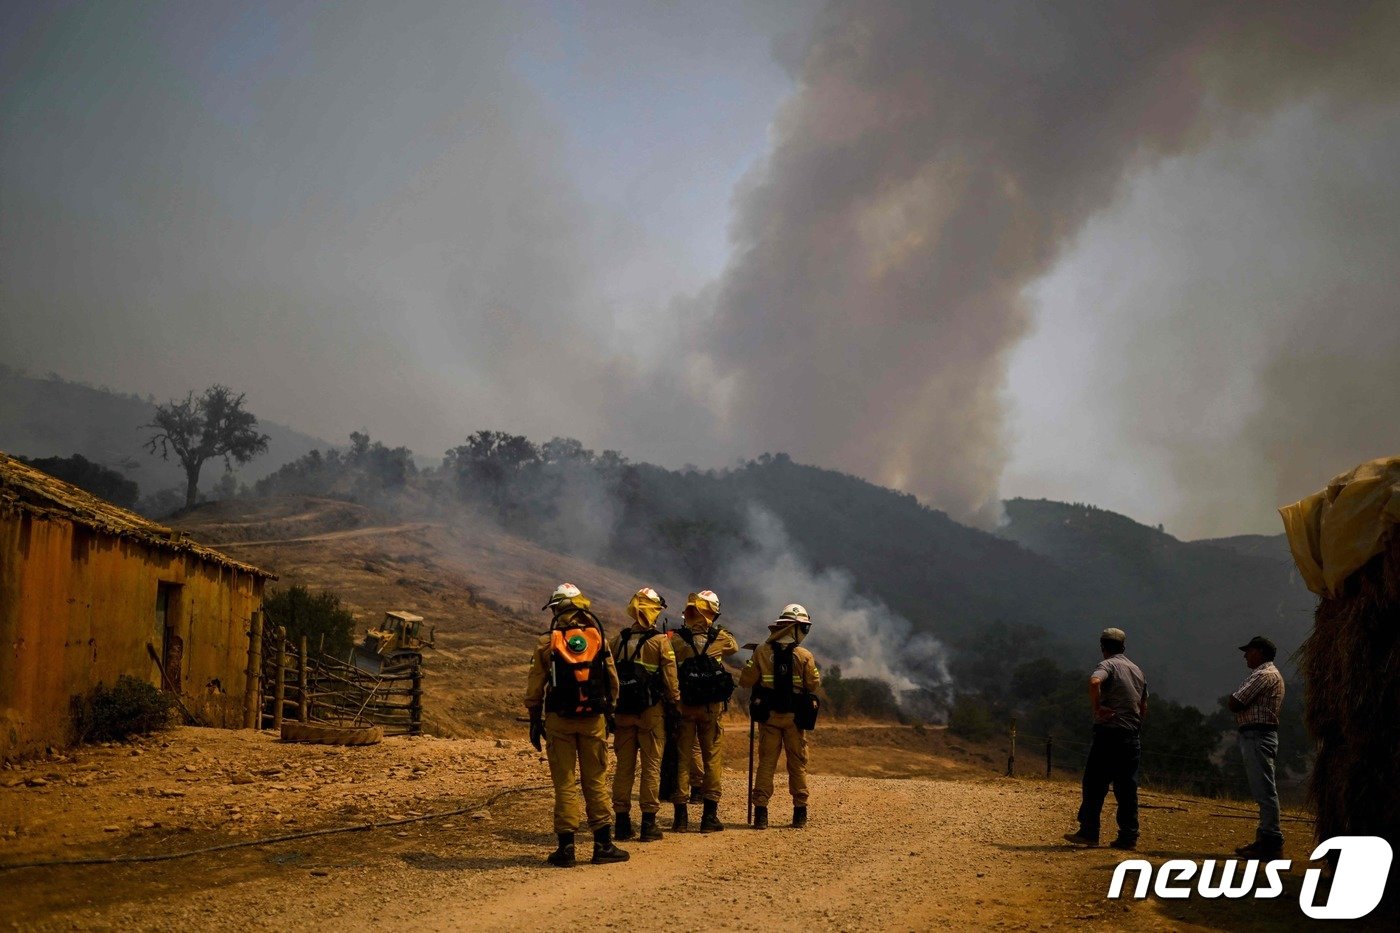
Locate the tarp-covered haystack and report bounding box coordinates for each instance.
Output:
[1281,456,1400,855]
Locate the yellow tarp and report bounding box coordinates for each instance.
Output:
[1279,456,1400,597]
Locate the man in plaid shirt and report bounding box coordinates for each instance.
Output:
[1228,635,1286,857]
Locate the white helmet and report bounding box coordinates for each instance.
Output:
[775,603,810,624]
[685,590,721,620]
[542,582,583,611]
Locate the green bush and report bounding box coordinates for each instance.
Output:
[824,665,904,720]
[263,585,357,659]
[80,675,174,742]
[947,693,999,741]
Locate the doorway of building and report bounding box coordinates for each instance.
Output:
[155,582,184,693]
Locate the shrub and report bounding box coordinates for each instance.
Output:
[79,675,175,742]
[20,453,140,509]
[947,693,999,741]
[824,665,903,720]
[263,585,357,659]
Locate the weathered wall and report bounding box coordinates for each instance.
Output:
[0,507,262,759]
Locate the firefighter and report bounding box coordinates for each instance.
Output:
[668,589,739,832]
[740,604,821,829]
[525,583,629,867]
[610,587,681,842]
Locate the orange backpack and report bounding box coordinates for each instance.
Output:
[545,616,611,717]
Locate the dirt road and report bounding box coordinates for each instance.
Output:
[1,728,1339,932]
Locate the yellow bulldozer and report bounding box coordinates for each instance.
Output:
[351,610,435,674]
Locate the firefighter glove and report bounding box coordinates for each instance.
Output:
[528,709,545,751]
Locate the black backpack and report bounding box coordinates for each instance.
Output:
[751,642,796,722]
[751,642,820,730]
[615,630,663,716]
[676,628,735,707]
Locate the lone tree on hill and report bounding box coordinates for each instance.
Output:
[143,385,269,509]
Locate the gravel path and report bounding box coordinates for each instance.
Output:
[2,729,1336,931]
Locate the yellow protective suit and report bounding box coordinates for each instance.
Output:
[611,589,681,815]
[739,622,822,808]
[669,592,738,803]
[524,597,620,834]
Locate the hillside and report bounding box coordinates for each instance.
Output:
[1,367,1317,710]
[996,500,1313,703]
[171,496,645,735]
[0,366,330,503]
[587,458,1310,707]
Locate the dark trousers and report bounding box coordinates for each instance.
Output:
[1076,726,1140,841]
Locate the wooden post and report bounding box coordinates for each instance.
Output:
[1046,735,1053,779]
[409,665,423,736]
[1006,717,1017,777]
[298,635,310,723]
[273,628,287,730]
[243,609,263,729]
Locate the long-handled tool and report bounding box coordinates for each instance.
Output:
[742,641,759,826]
[145,642,201,725]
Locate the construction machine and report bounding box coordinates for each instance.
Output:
[351,610,435,674]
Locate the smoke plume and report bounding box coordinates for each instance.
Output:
[705,0,1400,524]
[723,506,951,701]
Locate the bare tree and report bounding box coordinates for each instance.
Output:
[143,385,269,509]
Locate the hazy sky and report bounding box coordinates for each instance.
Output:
[3,1,1397,538]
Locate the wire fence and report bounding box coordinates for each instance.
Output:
[1003,720,1269,801]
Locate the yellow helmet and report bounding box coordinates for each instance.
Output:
[626,587,667,629]
[684,590,721,623]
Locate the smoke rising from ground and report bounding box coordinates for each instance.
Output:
[725,506,950,700]
[705,0,1400,526]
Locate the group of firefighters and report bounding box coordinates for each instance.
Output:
[524,583,820,867]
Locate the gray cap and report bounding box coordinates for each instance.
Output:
[1100,627,1126,643]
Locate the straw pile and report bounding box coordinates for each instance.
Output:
[1300,531,1400,847]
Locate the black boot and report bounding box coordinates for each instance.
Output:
[792,806,807,829]
[546,832,575,867]
[615,811,634,841]
[639,812,663,842]
[671,802,689,832]
[591,826,630,864]
[752,806,769,830]
[688,786,704,805]
[700,799,724,833]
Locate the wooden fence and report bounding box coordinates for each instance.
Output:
[257,630,422,736]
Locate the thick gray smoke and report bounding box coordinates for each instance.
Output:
[705,0,1400,525]
[727,506,950,701]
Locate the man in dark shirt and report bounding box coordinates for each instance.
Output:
[1064,627,1148,850]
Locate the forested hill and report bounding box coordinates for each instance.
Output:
[635,456,1092,641]
[3,366,1314,707]
[0,367,329,503]
[995,499,1313,704]
[252,432,1313,707]
[621,463,1313,706]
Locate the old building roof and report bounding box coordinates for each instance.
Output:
[0,451,275,579]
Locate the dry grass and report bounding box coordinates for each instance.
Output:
[1299,532,1400,848]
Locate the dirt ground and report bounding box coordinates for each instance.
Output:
[0,497,1368,930]
[0,723,1345,932]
